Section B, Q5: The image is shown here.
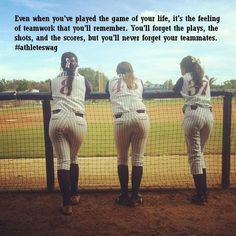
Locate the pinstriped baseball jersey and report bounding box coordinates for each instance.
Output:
[106,75,150,166]
[176,73,212,108]
[173,73,213,175]
[50,70,87,114]
[49,70,90,170]
[107,75,146,115]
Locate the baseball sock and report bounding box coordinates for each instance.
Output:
[131,166,143,198]
[202,168,207,198]
[70,164,79,196]
[118,165,129,196]
[193,174,203,197]
[57,169,71,206]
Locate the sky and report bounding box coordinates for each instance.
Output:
[0,0,235,85]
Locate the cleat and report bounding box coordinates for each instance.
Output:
[129,193,143,207]
[61,205,72,215]
[203,193,208,203]
[71,195,80,205]
[191,194,206,205]
[115,194,130,206]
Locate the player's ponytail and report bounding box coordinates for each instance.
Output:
[66,75,74,96]
[116,61,136,89]
[180,56,204,87]
[61,52,78,96]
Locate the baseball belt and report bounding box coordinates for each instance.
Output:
[52,109,84,117]
[114,109,145,119]
[183,105,212,113]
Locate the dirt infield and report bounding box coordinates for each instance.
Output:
[0,189,236,236]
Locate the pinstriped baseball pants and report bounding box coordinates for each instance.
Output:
[114,111,150,166]
[183,106,213,175]
[49,111,87,170]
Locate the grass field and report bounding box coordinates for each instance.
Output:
[0,97,235,190]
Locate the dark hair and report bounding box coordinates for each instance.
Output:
[180,56,204,87]
[116,61,133,74]
[61,52,78,96]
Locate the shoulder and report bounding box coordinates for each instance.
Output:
[137,78,143,84]
[134,78,144,88]
[110,76,119,82]
[75,72,85,80]
[51,73,64,83]
[202,76,209,82]
[108,76,119,85]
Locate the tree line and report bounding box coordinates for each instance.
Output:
[0,68,236,92]
[0,67,108,92]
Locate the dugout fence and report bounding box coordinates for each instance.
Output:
[0,90,235,192]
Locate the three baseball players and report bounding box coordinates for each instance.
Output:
[173,56,213,205]
[49,52,91,215]
[50,53,213,214]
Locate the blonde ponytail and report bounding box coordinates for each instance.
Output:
[116,61,137,89]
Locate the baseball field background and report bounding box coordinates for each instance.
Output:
[0,92,235,191]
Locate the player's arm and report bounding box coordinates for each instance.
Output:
[140,80,145,98]
[173,77,183,95]
[85,77,92,100]
[105,80,110,98]
[49,80,53,97]
[49,80,52,93]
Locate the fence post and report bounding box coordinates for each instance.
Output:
[221,91,233,188]
[42,100,55,192]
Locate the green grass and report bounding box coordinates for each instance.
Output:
[0,127,45,158]
[0,120,229,159]
[0,97,235,159]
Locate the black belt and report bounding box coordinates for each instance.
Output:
[52,109,61,114]
[190,105,198,110]
[136,109,145,113]
[52,109,84,117]
[114,110,145,119]
[74,112,84,117]
[189,105,212,112]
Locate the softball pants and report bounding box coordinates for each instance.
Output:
[49,110,87,170]
[113,110,150,166]
[183,106,213,175]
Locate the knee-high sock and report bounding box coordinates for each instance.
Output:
[57,169,71,206]
[202,168,207,196]
[193,174,203,197]
[70,164,79,196]
[131,166,143,197]
[118,165,129,196]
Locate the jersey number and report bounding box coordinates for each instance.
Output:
[60,79,68,95]
[188,80,208,96]
[111,78,123,93]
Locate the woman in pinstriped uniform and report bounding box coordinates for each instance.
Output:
[106,61,150,207]
[49,52,91,215]
[173,56,213,205]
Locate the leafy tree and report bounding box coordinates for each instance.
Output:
[0,79,6,92]
[79,68,108,92]
[223,80,236,89]
[163,80,173,90]
[0,67,108,92]
[16,79,29,91]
